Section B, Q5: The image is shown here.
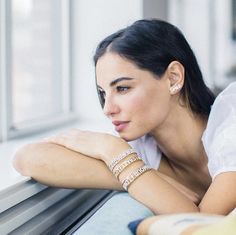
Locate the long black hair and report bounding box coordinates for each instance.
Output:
[94,19,215,116]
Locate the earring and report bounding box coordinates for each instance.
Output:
[170,84,181,93]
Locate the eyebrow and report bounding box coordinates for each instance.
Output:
[110,77,135,86]
[97,77,135,90]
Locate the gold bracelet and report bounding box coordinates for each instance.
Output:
[113,154,142,179]
[122,165,152,191]
[108,148,137,171]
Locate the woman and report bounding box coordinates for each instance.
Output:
[13,19,236,234]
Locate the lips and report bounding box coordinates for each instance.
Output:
[112,121,130,132]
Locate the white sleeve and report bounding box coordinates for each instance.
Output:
[202,82,236,179]
[128,135,162,169]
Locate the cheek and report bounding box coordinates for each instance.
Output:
[128,90,170,123]
[125,92,147,115]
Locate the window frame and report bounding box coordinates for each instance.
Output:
[0,0,76,142]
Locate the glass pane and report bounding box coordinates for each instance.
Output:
[211,0,236,90]
[11,0,62,126]
[232,0,236,40]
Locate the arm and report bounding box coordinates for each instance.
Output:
[112,158,199,214]
[199,172,236,214]
[124,169,236,215]
[14,128,201,214]
[13,142,123,190]
[134,172,236,235]
[13,142,198,201]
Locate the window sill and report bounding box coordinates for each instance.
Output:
[0,119,115,234]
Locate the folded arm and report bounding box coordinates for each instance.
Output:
[13,142,123,190]
[13,141,200,214]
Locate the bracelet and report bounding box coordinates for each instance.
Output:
[108,148,137,171]
[113,154,142,179]
[122,165,152,191]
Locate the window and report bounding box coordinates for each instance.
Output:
[212,0,236,90]
[0,0,75,142]
[232,0,236,40]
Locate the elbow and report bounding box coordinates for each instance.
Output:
[12,143,39,176]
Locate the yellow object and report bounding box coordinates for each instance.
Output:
[193,214,236,235]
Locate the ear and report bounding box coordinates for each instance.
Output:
[166,61,185,95]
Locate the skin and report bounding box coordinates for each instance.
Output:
[13,52,236,232]
[95,52,211,197]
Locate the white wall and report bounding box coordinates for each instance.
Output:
[71,0,142,123]
[169,0,213,87]
[213,0,233,88]
[169,0,235,89]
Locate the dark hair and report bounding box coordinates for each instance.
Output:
[94,19,215,116]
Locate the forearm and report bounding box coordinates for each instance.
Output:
[14,140,199,213]
[156,172,200,205]
[13,141,195,198]
[120,161,199,214]
[103,147,199,214]
[13,142,123,190]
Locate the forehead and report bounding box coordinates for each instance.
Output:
[95,52,142,86]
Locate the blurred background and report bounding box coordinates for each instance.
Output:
[0,0,236,143]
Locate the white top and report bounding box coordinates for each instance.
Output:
[129,82,236,180]
[129,134,162,169]
[202,81,236,179]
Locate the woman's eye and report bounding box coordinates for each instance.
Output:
[116,86,130,92]
[98,90,106,108]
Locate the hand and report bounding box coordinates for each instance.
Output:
[128,216,159,235]
[136,216,159,235]
[43,129,130,162]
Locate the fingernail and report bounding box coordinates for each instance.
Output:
[128,218,144,234]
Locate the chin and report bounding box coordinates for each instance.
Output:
[117,133,130,141]
[118,132,143,142]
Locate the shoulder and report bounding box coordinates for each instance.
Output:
[203,82,236,141]
[213,81,236,112]
[202,82,236,179]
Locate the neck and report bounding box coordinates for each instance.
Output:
[150,104,208,167]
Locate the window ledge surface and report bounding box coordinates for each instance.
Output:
[0,119,114,234]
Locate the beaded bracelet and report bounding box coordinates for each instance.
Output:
[108,148,137,171]
[122,165,152,191]
[113,154,142,179]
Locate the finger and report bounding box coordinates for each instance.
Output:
[41,135,57,142]
[42,135,67,146]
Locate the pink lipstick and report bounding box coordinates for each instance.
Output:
[112,121,129,132]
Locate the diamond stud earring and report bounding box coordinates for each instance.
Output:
[170,84,181,93]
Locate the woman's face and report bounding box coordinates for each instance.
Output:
[96,52,173,141]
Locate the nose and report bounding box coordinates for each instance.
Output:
[103,96,120,117]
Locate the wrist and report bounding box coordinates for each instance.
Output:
[102,136,131,165]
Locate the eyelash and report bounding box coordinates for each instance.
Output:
[98,86,131,108]
[116,86,130,92]
[98,90,106,108]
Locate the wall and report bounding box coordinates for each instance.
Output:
[169,0,235,89]
[169,0,213,87]
[71,0,142,123]
[143,0,168,20]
